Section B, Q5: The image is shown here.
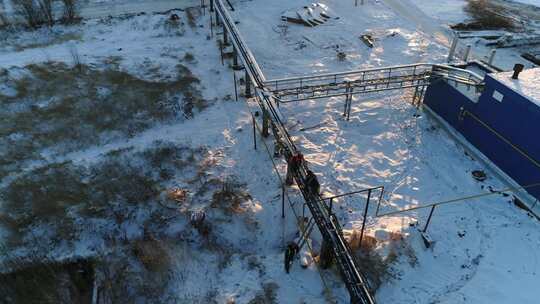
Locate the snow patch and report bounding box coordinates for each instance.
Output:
[491,67,540,105]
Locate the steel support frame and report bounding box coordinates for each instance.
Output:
[210,1,404,303]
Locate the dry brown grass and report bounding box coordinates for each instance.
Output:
[210,178,252,215]
[346,230,416,291]
[185,7,200,28]
[453,0,515,30]
[0,141,209,251]
[132,236,171,273]
[0,258,94,304]
[167,188,189,203]
[0,62,206,178]
[247,282,279,304]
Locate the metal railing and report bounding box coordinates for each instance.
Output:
[264,64,484,103]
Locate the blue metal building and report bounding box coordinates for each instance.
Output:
[424,66,540,217]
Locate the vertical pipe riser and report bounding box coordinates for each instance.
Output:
[448,35,459,63]
[262,110,270,138]
[463,45,472,62]
[245,70,252,98]
[252,116,257,150]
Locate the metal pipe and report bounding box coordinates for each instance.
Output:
[321,186,385,201]
[282,185,285,218]
[245,69,252,97]
[219,39,224,65]
[448,34,458,63]
[233,71,238,101]
[232,47,241,70]
[262,109,270,137]
[463,44,472,62]
[213,2,375,302]
[488,49,497,65]
[423,205,436,233]
[276,83,430,103]
[209,11,214,36]
[358,189,371,247]
[266,63,434,84]
[378,182,540,218]
[223,25,229,46]
[265,64,482,91]
[252,115,257,150]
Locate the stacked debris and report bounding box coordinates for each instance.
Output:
[486,33,540,48]
[360,34,374,48]
[281,3,339,27]
[522,51,540,65]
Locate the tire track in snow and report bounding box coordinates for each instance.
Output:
[426,200,490,303]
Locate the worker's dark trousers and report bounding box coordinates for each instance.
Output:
[285,165,294,185]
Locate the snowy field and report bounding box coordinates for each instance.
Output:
[0,0,539,303]
[0,6,336,303]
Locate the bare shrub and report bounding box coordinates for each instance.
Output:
[185,7,199,28]
[387,231,418,267]
[348,230,377,253]
[211,178,252,215]
[37,0,54,26]
[96,246,171,303]
[13,0,43,28]
[61,0,79,24]
[184,52,195,63]
[0,11,10,28]
[347,230,418,291]
[346,231,390,291]
[11,0,54,28]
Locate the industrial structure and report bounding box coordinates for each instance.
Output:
[424,65,540,217]
[208,0,539,302]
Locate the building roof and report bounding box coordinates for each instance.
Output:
[491,67,540,106]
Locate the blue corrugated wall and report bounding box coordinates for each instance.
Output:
[424,75,540,201]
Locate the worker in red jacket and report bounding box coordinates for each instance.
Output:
[286,153,304,186]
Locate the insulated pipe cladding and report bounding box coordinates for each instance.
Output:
[512,64,525,80]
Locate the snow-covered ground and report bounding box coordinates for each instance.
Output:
[1,0,539,303]
[1,0,199,20]
[0,7,339,303]
[493,67,540,105]
[232,0,540,303]
[513,0,540,5]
